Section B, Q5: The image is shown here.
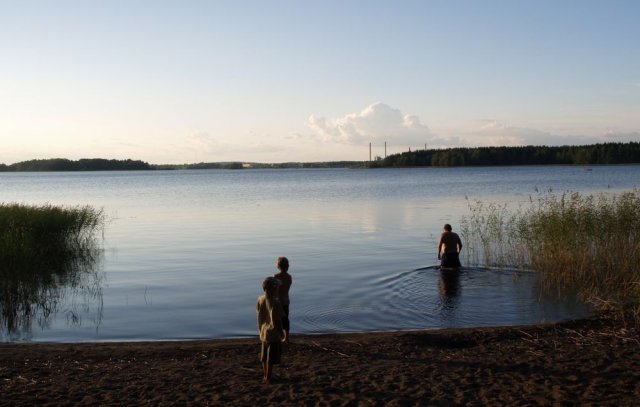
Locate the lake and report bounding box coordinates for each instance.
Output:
[1,165,638,342]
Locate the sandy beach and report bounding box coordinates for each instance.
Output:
[1,316,638,406]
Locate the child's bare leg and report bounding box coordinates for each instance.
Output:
[264,363,273,383]
[262,361,268,383]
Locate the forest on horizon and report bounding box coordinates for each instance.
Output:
[368,141,640,168]
[0,142,638,172]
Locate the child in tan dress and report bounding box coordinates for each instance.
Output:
[256,276,285,383]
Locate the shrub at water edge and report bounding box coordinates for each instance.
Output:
[460,190,640,323]
[0,203,105,337]
[0,203,104,260]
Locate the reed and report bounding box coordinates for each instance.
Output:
[0,203,105,336]
[461,190,640,323]
[0,203,104,258]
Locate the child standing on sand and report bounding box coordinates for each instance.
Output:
[273,256,292,342]
[256,276,285,384]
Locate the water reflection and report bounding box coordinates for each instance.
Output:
[436,268,461,326]
[0,168,609,341]
[438,268,461,303]
[0,246,104,341]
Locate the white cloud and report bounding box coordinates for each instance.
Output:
[603,131,640,143]
[308,103,433,146]
[468,121,555,146]
[185,132,220,155]
[305,103,637,152]
[170,131,290,163]
[460,120,604,147]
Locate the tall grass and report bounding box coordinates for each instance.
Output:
[0,203,104,260]
[0,203,105,337]
[460,190,640,323]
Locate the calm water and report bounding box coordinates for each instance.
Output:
[1,166,638,342]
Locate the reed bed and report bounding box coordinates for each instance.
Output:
[0,203,105,336]
[0,203,104,259]
[460,190,640,323]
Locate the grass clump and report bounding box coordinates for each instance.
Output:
[0,203,105,338]
[0,203,104,262]
[461,190,640,323]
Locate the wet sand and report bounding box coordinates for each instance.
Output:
[1,316,638,406]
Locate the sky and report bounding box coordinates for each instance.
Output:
[1,0,639,164]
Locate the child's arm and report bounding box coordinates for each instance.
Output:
[256,300,262,329]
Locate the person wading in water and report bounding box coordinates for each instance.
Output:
[437,223,463,268]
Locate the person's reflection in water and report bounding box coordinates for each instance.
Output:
[437,268,461,324]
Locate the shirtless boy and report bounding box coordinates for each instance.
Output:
[273,256,292,342]
[437,224,463,268]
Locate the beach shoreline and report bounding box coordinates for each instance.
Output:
[1,316,638,406]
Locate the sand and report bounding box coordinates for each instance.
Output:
[1,316,638,406]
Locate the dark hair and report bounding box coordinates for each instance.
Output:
[276,256,289,271]
[444,224,452,231]
[262,276,281,292]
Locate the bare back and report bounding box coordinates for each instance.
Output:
[274,272,292,301]
[438,231,463,254]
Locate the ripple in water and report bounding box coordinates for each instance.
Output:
[297,266,590,334]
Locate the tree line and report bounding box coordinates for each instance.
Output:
[2,142,638,171]
[368,142,640,168]
[0,158,152,172]
[153,161,364,170]
[0,158,365,172]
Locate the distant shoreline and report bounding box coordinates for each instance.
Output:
[1,162,639,173]
[1,141,639,171]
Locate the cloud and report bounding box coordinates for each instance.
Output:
[185,132,219,154]
[462,121,604,147]
[304,104,634,150]
[603,131,640,143]
[175,131,289,162]
[468,121,554,146]
[308,103,433,146]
